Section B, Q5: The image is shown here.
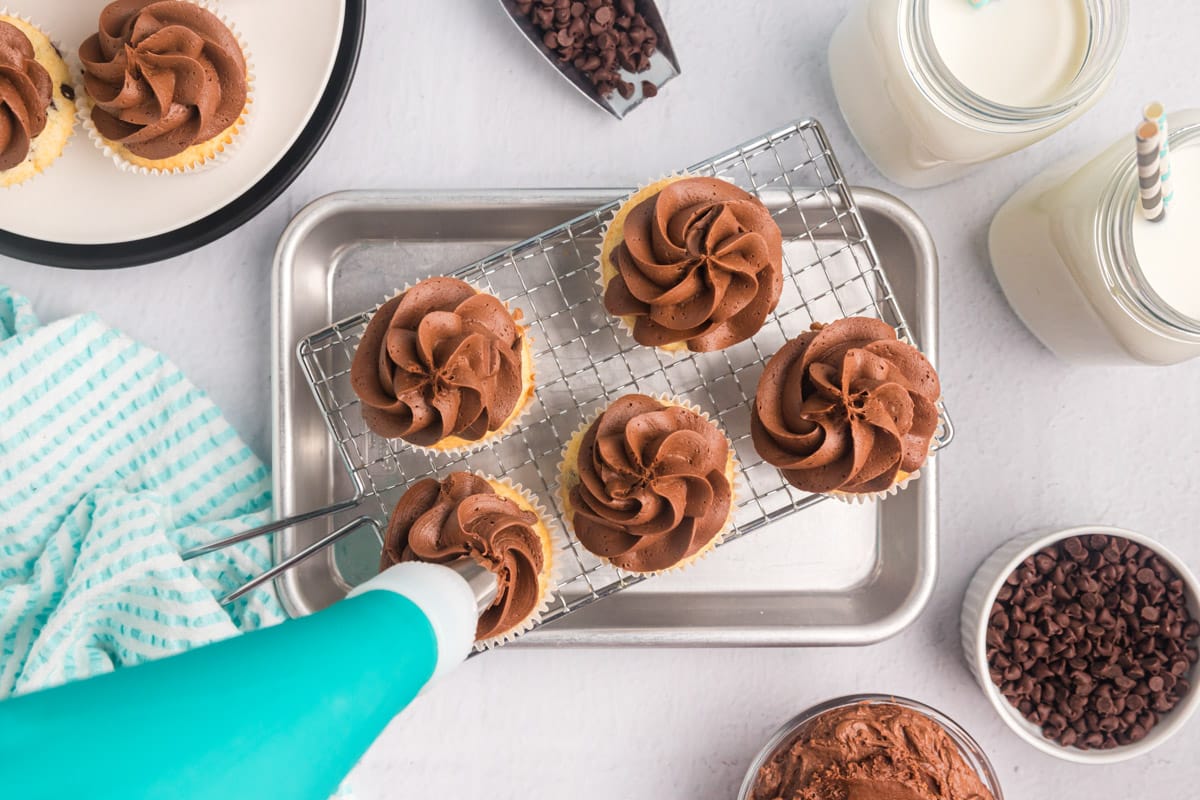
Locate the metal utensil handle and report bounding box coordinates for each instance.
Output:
[183,498,374,605]
[180,499,360,561]
[184,450,374,604]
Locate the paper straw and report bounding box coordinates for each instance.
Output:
[1143,102,1174,206]
[1136,121,1166,223]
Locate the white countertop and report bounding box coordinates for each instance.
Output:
[3,1,1197,797]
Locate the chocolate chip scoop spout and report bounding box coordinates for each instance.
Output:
[499,0,680,119]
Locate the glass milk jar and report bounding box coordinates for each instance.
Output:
[829,0,1128,188]
[989,110,1200,366]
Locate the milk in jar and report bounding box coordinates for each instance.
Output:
[989,110,1200,365]
[829,0,1127,188]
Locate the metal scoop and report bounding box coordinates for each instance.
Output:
[497,0,680,119]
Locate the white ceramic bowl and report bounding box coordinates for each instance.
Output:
[961,525,1200,764]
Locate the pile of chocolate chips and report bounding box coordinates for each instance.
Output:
[987,534,1199,750]
[515,0,660,100]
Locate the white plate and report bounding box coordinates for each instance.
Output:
[0,0,345,245]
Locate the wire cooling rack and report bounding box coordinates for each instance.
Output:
[294,118,954,631]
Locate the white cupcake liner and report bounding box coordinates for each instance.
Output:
[75,0,253,176]
[0,10,76,188]
[827,458,928,505]
[556,392,741,576]
[359,280,537,460]
[473,475,563,650]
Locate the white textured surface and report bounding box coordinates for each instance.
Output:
[1,1,1197,797]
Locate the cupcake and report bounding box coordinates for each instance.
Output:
[78,0,249,174]
[0,15,75,188]
[350,277,535,452]
[380,472,555,645]
[751,317,941,500]
[560,393,737,573]
[600,175,784,353]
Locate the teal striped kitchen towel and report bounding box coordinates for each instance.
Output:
[0,287,287,697]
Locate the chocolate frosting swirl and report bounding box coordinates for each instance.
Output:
[0,21,51,171]
[751,317,940,495]
[380,473,547,641]
[751,702,996,800]
[351,278,528,446]
[604,177,784,352]
[79,0,247,160]
[569,394,732,572]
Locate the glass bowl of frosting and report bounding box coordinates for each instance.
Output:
[738,694,1003,800]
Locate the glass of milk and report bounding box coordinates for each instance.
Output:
[989,110,1200,365]
[829,0,1128,188]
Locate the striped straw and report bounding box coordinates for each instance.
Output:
[1136,121,1166,223]
[1143,102,1174,206]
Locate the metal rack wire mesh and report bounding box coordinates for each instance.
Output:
[295,118,954,633]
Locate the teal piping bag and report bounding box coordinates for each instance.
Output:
[0,559,496,800]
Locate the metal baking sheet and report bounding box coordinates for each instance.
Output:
[272,188,940,646]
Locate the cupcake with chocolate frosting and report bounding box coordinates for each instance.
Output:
[381,472,556,646]
[78,0,250,173]
[560,393,738,573]
[751,317,941,500]
[600,176,784,353]
[0,14,75,187]
[350,277,535,452]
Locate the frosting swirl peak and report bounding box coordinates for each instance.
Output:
[381,473,549,641]
[351,278,530,447]
[604,177,784,352]
[0,21,52,171]
[568,394,733,573]
[751,317,940,495]
[79,0,247,160]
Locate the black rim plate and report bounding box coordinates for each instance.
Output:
[0,0,366,270]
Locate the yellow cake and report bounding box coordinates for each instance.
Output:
[0,16,75,188]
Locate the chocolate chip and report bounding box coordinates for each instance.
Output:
[986,535,1197,751]
[517,0,662,100]
[1063,537,1087,561]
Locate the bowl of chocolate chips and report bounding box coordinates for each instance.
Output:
[962,525,1200,763]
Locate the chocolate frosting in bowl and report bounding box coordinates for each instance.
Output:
[568,394,733,573]
[0,21,52,171]
[604,177,784,352]
[79,0,247,160]
[751,317,940,495]
[350,278,529,447]
[750,703,996,800]
[381,472,549,642]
